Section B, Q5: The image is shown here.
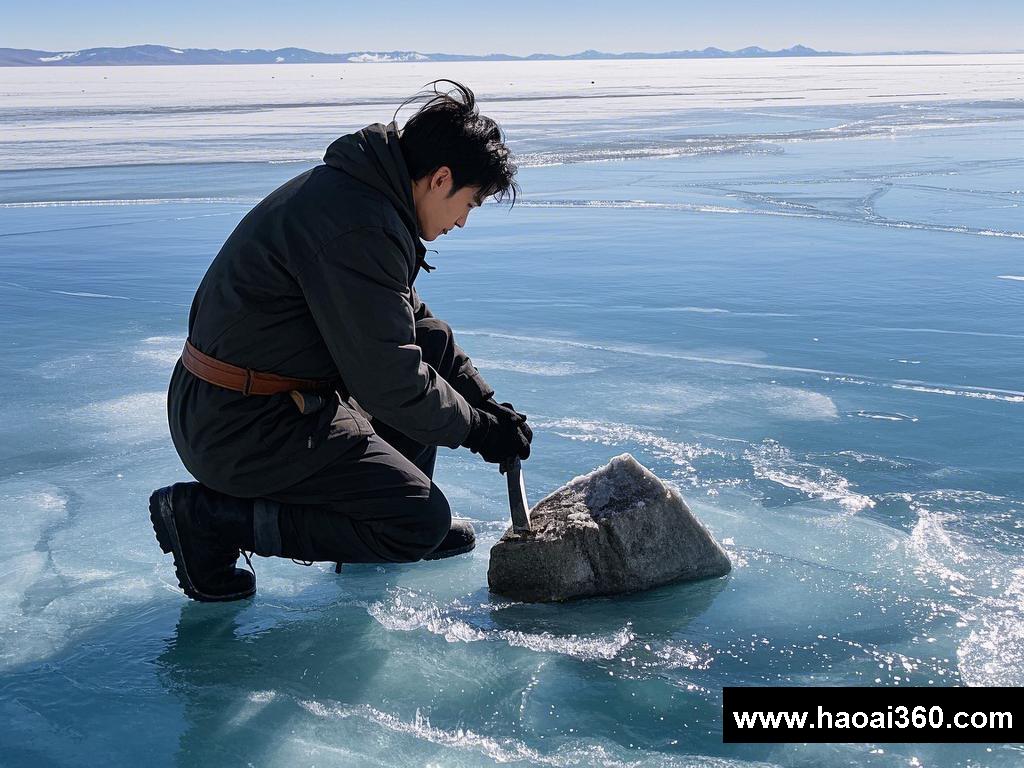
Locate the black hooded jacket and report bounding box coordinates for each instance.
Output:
[167,122,492,497]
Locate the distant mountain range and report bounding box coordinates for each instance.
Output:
[0,43,956,67]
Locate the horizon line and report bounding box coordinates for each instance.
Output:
[7,42,1024,58]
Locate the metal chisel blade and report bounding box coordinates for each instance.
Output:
[504,457,531,532]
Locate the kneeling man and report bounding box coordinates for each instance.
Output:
[150,80,532,602]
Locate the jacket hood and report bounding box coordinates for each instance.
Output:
[323,122,428,262]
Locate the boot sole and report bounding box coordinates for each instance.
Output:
[422,542,476,561]
[149,488,256,603]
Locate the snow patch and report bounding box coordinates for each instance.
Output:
[347,52,429,63]
[758,385,838,421]
[534,417,726,485]
[37,51,80,62]
[134,335,184,367]
[74,392,168,442]
[50,290,131,300]
[367,590,635,660]
[744,438,875,513]
[851,410,918,422]
[471,358,599,376]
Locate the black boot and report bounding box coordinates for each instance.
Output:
[423,519,476,560]
[334,517,476,572]
[149,482,256,602]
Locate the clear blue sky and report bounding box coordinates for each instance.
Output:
[4,0,1023,54]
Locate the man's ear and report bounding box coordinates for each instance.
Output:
[431,166,452,191]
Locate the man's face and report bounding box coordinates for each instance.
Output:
[413,166,482,242]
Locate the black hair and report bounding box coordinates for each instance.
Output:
[395,79,519,208]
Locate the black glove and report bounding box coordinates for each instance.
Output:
[478,397,533,444]
[461,406,531,465]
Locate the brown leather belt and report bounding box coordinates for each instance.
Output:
[181,340,341,396]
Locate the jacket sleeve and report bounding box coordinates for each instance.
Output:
[295,227,474,448]
[410,286,495,406]
[410,286,434,322]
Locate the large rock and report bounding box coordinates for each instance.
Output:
[488,453,731,602]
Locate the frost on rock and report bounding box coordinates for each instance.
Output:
[488,453,732,602]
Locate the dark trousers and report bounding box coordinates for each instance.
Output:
[249,317,479,564]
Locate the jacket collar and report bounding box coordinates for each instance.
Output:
[323,121,434,274]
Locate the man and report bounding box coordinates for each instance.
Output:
[149,80,532,602]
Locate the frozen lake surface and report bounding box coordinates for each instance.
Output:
[1,56,1023,767]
